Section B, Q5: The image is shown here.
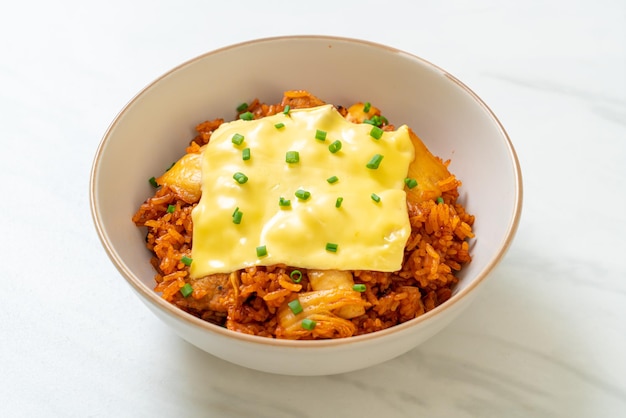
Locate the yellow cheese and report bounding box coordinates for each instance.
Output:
[190,104,414,277]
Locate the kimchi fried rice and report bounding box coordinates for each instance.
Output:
[132,90,475,340]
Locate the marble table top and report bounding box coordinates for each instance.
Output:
[1,0,624,416]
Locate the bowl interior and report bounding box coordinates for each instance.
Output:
[92,36,521,339]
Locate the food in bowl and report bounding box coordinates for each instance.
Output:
[132,90,475,339]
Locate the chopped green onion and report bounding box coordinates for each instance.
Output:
[233,172,248,184]
[325,242,338,252]
[180,283,193,298]
[274,122,285,129]
[370,126,384,140]
[295,189,311,200]
[352,284,367,292]
[285,151,300,164]
[279,196,291,208]
[371,193,381,203]
[315,129,327,141]
[283,105,291,115]
[231,133,245,145]
[363,102,371,113]
[232,206,240,217]
[242,147,251,161]
[366,154,383,169]
[181,256,193,266]
[256,245,267,257]
[436,196,444,204]
[404,177,418,189]
[328,140,342,153]
[335,197,344,208]
[148,176,159,188]
[326,175,339,184]
[363,115,388,127]
[166,204,176,213]
[301,318,316,330]
[166,162,176,171]
[239,111,254,121]
[236,102,248,112]
[290,270,302,283]
[232,208,243,224]
[288,299,303,315]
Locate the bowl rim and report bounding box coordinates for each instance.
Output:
[90,34,523,348]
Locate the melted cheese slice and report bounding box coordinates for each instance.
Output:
[190,104,414,277]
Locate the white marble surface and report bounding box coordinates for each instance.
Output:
[1,0,625,416]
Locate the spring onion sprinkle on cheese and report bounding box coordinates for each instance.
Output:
[371,193,381,203]
[328,140,342,153]
[335,197,344,208]
[278,197,291,208]
[231,133,245,145]
[232,208,243,224]
[283,105,291,115]
[242,147,251,161]
[233,172,248,184]
[326,175,339,184]
[256,245,268,257]
[180,283,193,298]
[315,129,327,141]
[285,151,300,163]
[288,299,303,315]
[366,154,383,169]
[369,126,383,140]
[274,122,285,129]
[325,242,338,252]
[295,189,311,200]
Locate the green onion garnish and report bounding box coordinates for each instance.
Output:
[288,299,303,315]
[325,242,338,252]
[290,270,302,283]
[371,193,381,203]
[239,111,254,121]
[326,175,339,184]
[315,129,327,141]
[236,102,248,112]
[231,133,245,145]
[352,284,366,292]
[232,208,243,224]
[256,245,267,257]
[436,196,444,204]
[181,256,193,266]
[274,122,285,129]
[166,162,176,171]
[301,318,316,330]
[233,172,248,184]
[335,197,343,208]
[366,154,383,169]
[363,115,388,127]
[285,151,300,164]
[363,102,371,113]
[328,140,342,153]
[242,147,251,161]
[166,204,176,213]
[180,283,193,298]
[283,105,291,115]
[295,189,311,200]
[149,176,159,188]
[404,177,418,189]
[279,197,291,208]
[370,126,384,140]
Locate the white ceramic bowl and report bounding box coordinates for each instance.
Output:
[90,36,522,376]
